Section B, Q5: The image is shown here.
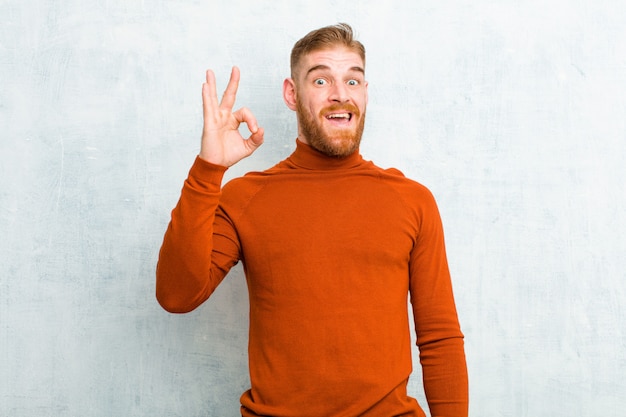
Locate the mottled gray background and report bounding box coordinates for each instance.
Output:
[1,0,625,416]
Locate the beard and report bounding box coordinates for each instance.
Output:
[296,98,366,158]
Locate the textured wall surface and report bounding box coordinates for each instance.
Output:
[1,1,625,416]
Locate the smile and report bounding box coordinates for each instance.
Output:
[325,112,352,121]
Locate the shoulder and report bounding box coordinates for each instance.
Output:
[219,161,286,216]
[221,171,269,202]
[371,163,436,201]
[364,165,443,228]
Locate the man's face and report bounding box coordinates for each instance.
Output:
[284,46,368,158]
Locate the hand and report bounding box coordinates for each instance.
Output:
[199,66,264,167]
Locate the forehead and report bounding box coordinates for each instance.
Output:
[299,47,365,77]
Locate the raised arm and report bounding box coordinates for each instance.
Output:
[156,68,264,313]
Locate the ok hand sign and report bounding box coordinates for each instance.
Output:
[199,67,264,167]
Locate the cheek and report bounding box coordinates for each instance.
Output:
[360,96,368,113]
[360,89,368,105]
[304,91,326,108]
[310,100,326,116]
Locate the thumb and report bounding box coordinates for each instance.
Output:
[248,126,264,148]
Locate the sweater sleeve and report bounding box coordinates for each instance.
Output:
[409,190,469,417]
[156,156,242,313]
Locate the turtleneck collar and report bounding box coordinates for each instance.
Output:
[286,139,365,170]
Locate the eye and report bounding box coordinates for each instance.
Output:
[347,79,359,86]
[314,78,327,86]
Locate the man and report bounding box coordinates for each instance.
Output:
[156,23,468,417]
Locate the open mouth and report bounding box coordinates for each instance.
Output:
[325,112,353,122]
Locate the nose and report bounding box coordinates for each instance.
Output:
[329,82,350,103]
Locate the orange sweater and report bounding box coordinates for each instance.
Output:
[156,140,468,417]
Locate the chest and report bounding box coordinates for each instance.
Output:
[234,176,418,282]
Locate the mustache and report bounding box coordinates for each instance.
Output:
[320,103,360,117]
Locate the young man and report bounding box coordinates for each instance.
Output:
[156,23,468,417]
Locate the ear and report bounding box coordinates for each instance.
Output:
[283,78,297,111]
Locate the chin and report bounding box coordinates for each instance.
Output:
[314,136,361,158]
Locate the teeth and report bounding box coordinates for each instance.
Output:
[327,113,350,119]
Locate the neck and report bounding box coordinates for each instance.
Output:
[289,139,363,170]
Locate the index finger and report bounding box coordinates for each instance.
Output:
[220,66,241,111]
[203,69,219,116]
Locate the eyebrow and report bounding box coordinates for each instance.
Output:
[305,64,365,77]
